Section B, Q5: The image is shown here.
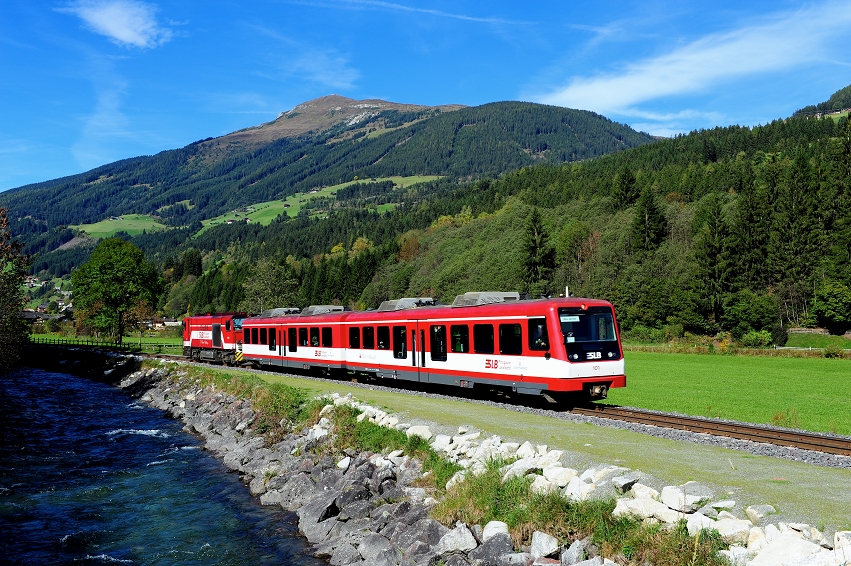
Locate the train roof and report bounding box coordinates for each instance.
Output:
[239,296,614,326]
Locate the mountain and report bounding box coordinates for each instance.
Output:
[1,96,654,254]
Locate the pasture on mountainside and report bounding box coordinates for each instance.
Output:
[70,214,167,238]
[606,351,851,436]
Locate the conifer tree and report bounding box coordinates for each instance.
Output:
[631,187,666,253]
[523,208,556,294]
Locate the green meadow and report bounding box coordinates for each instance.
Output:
[198,175,441,233]
[607,351,851,435]
[71,214,167,238]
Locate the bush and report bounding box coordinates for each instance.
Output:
[823,344,845,359]
[624,324,666,343]
[771,324,788,347]
[741,330,772,348]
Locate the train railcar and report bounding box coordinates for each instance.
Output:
[230,292,625,401]
[183,313,246,364]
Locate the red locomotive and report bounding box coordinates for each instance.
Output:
[183,292,625,401]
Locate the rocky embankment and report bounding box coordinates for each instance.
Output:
[118,362,850,566]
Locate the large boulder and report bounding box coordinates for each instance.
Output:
[660,482,713,513]
[482,521,510,543]
[436,523,479,555]
[468,532,513,565]
[530,531,559,559]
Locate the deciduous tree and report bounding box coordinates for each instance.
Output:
[71,238,162,342]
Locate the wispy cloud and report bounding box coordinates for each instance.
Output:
[58,0,172,48]
[537,2,851,116]
[249,25,360,90]
[288,0,528,25]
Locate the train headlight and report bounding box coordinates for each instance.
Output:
[571,354,579,360]
[607,351,614,358]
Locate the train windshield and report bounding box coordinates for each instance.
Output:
[558,307,620,362]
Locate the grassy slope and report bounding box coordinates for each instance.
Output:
[197,175,441,234]
[785,333,851,349]
[606,352,851,435]
[71,214,167,238]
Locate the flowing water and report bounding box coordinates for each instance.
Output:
[0,367,324,565]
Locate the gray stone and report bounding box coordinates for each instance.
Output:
[560,539,587,565]
[530,531,559,559]
[469,532,514,565]
[660,482,713,513]
[301,516,339,544]
[499,552,534,565]
[482,521,510,542]
[358,533,392,562]
[695,504,718,519]
[278,473,317,510]
[435,523,478,555]
[298,490,341,526]
[330,542,362,565]
[745,504,777,523]
[401,540,436,566]
[372,545,404,566]
[573,558,603,566]
[336,484,371,509]
[259,490,283,506]
[686,512,714,536]
[339,500,375,521]
[394,518,449,551]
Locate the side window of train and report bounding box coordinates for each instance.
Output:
[299,327,308,347]
[259,328,267,345]
[430,325,447,362]
[363,327,375,349]
[322,327,333,347]
[528,318,549,350]
[450,325,469,353]
[288,327,297,352]
[251,328,258,345]
[499,323,522,355]
[310,327,320,347]
[268,328,276,350]
[225,320,231,331]
[473,324,494,354]
[349,327,360,349]
[377,326,390,350]
[392,326,407,359]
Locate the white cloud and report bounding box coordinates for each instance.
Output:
[59,0,172,48]
[288,0,527,25]
[289,51,360,90]
[537,2,851,115]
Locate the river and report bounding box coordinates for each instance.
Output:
[0,367,324,565]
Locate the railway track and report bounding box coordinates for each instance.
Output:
[570,404,851,457]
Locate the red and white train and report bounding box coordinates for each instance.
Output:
[183,292,625,401]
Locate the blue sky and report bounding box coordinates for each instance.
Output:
[2,0,851,191]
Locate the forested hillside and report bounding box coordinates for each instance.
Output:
[795,83,851,116]
[1,99,651,260]
[143,113,851,341]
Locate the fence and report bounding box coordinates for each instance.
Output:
[28,336,183,355]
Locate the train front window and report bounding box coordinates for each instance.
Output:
[558,307,620,362]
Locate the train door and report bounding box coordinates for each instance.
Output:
[212,324,222,348]
[410,323,434,382]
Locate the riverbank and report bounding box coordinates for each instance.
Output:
[19,347,851,565]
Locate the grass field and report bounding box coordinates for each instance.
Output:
[29,334,183,354]
[198,175,441,234]
[606,351,851,435]
[785,333,851,349]
[71,214,168,238]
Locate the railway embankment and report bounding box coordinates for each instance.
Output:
[21,346,851,565]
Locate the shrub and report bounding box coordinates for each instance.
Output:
[824,344,845,359]
[771,324,788,347]
[741,330,772,348]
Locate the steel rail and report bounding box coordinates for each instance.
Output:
[570,405,851,456]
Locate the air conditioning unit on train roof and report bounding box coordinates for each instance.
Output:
[258,307,301,317]
[377,297,439,311]
[451,292,520,307]
[301,305,346,316]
